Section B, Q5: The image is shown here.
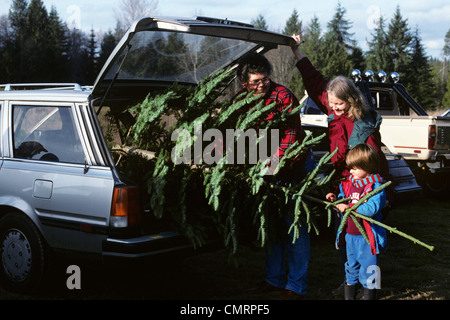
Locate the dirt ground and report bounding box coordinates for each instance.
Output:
[1,189,448,304]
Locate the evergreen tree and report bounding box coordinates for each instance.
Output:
[47,6,68,81]
[302,16,324,69]
[84,28,98,84]
[441,29,450,108]
[8,0,28,81]
[326,2,354,50]
[407,27,436,110]
[113,21,126,41]
[321,31,351,79]
[251,14,268,30]
[430,59,446,109]
[66,28,90,83]
[6,0,70,82]
[0,14,15,82]
[287,16,323,99]
[98,30,118,68]
[321,4,353,78]
[348,40,365,72]
[3,0,100,84]
[0,15,9,53]
[385,6,412,83]
[442,72,450,108]
[267,9,302,97]
[23,0,50,81]
[326,3,364,74]
[9,0,27,31]
[444,28,450,58]
[282,9,302,36]
[366,16,388,72]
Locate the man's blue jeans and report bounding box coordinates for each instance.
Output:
[264,217,310,295]
[263,149,315,295]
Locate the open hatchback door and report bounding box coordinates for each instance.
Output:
[91,16,294,108]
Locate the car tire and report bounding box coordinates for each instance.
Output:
[0,212,47,293]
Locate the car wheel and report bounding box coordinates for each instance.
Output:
[0,213,47,293]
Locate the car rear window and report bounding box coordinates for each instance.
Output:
[103,31,257,84]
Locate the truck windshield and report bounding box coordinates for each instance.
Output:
[104,31,257,84]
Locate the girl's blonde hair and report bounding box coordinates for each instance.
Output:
[346,143,381,174]
[327,76,369,120]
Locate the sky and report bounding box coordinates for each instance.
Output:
[1,0,449,59]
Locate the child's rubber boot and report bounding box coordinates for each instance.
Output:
[363,288,377,300]
[344,284,357,300]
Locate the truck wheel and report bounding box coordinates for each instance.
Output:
[0,213,47,293]
[422,173,449,198]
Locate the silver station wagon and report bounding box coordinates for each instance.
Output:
[0,16,293,292]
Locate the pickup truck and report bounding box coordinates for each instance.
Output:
[300,70,450,197]
[0,16,295,293]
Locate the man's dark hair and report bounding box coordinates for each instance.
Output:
[236,53,273,83]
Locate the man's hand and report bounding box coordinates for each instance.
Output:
[336,203,350,213]
[326,192,337,202]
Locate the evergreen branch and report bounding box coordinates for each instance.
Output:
[300,192,434,251]
[262,103,303,130]
[351,211,435,251]
[349,214,370,244]
[216,91,261,126]
[236,100,275,130]
[337,181,392,233]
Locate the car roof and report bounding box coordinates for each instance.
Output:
[0,84,91,103]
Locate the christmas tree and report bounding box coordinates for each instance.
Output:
[111,67,434,254]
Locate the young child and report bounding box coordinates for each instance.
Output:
[326,143,387,300]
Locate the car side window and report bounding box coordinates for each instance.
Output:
[13,105,85,164]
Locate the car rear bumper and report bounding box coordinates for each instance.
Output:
[102,231,192,258]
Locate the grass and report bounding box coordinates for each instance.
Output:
[0,192,448,301]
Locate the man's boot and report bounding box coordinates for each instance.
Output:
[344,284,357,300]
[363,288,377,300]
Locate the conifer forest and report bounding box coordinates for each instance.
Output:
[0,1,449,110]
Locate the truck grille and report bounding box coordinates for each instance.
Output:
[437,126,450,149]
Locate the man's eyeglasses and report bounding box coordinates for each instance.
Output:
[247,76,270,87]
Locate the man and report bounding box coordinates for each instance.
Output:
[232,53,315,300]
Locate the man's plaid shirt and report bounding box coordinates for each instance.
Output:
[232,80,304,171]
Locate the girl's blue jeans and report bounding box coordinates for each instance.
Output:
[345,234,379,288]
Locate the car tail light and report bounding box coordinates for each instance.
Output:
[110,186,141,228]
[428,125,436,150]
